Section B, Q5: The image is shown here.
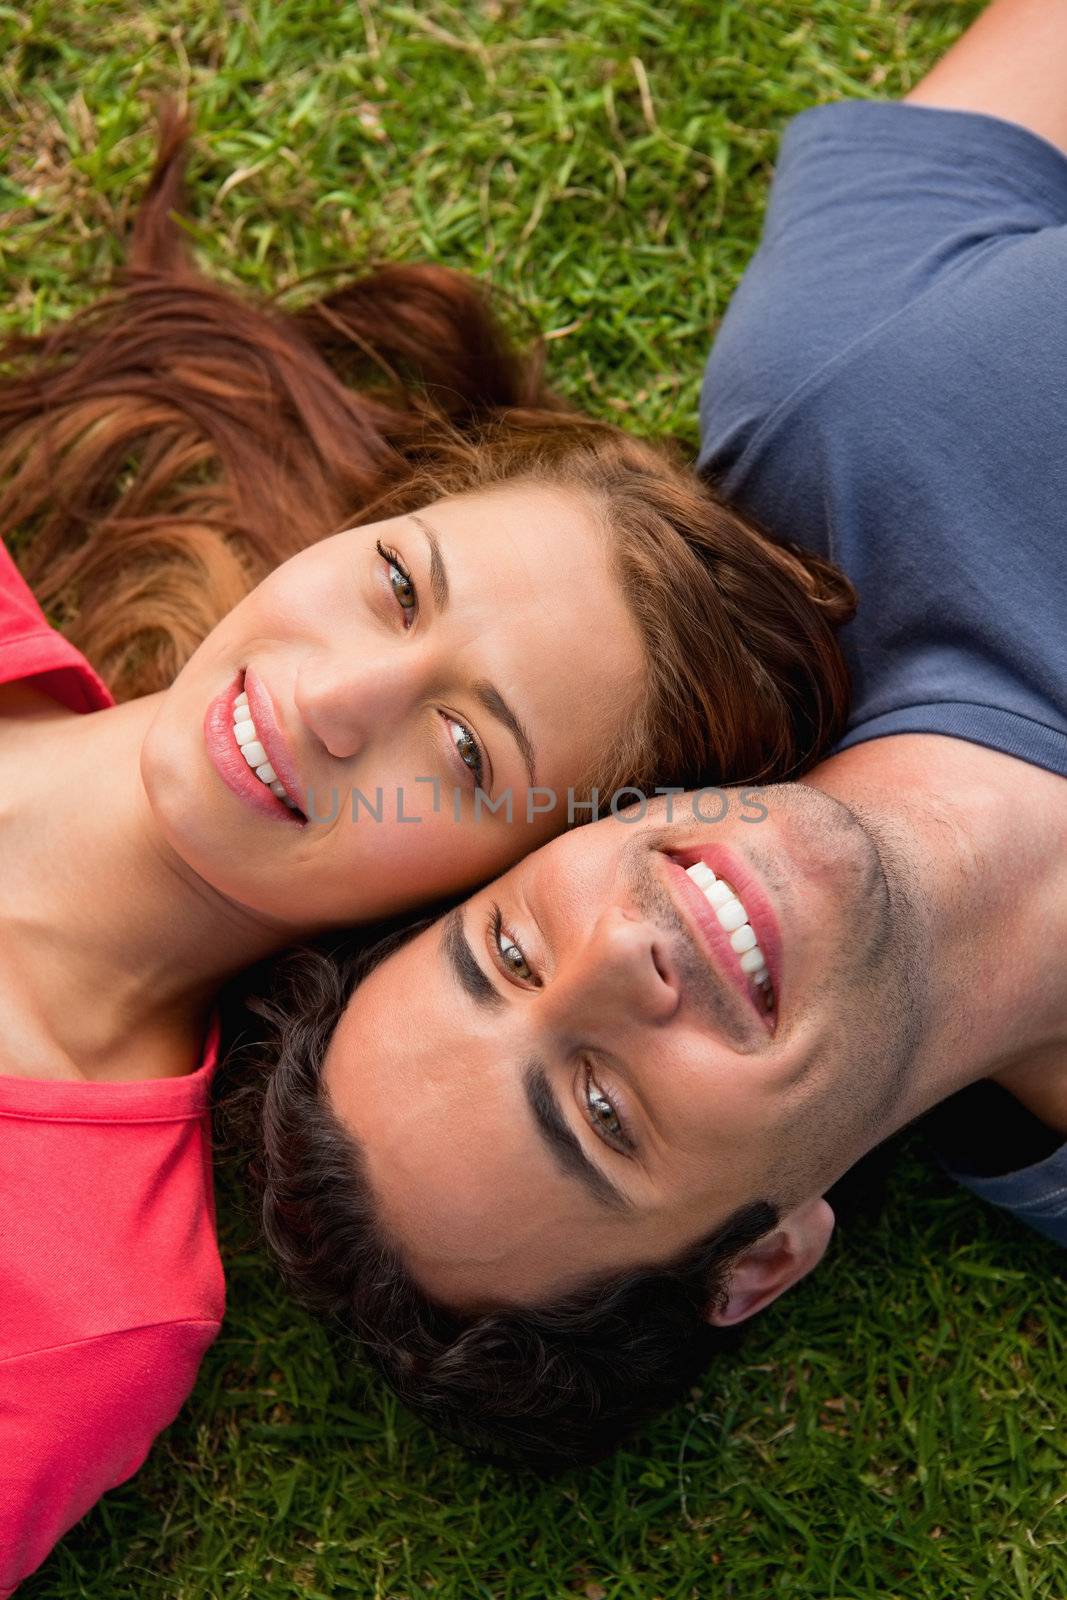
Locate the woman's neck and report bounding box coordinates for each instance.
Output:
[0,693,297,1080]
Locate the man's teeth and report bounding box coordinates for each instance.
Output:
[685,861,773,1002]
[232,690,299,809]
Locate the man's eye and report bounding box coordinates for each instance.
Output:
[501,937,533,981]
[376,540,417,619]
[582,1067,631,1152]
[492,904,538,985]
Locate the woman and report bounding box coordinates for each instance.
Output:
[0,110,853,1589]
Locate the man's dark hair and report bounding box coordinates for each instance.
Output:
[217,932,779,1470]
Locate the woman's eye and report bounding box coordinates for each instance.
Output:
[492,905,538,985]
[448,718,484,786]
[376,540,417,620]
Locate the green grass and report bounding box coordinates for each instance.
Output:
[7,1,1067,1595]
[20,1149,1067,1600]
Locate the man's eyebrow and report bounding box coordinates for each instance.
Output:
[524,1061,633,1214]
[440,917,631,1212]
[442,907,503,1010]
[410,513,449,609]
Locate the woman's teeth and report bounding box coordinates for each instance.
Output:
[232,691,299,808]
[684,861,775,1011]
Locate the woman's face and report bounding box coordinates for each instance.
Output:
[141,483,645,929]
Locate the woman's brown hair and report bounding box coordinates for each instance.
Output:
[0,104,855,792]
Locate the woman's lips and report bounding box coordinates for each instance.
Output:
[203,671,304,825]
[243,664,305,813]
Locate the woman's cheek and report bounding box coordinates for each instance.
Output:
[319,806,503,920]
[248,540,356,646]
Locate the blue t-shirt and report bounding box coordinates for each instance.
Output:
[699,100,1067,781]
[698,101,1067,1246]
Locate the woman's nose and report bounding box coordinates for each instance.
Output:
[294,649,423,762]
[550,907,680,1031]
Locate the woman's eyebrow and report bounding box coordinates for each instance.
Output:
[472,682,538,788]
[411,513,539,787]
[409,514,450,608]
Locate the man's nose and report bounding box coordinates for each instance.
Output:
[549,907,681,1031]
[294,647,426,761]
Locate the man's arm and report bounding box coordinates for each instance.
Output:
[906,0,1067,156]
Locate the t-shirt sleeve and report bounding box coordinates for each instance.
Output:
[922,1081,1067,1249]
[0,1319,217,1594]
[699,99,1067,483]
[943,1144,1067,1250]
[0,542,112,714]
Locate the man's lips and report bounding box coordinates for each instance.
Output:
[661,844,782,1033]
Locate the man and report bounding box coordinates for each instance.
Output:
[242,0,1067,1463]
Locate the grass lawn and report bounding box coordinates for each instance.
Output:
[5,1,1067,1595]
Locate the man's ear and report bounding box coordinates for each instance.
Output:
[704,1197,835,1327]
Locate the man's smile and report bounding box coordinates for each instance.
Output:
[660,845,780,1037]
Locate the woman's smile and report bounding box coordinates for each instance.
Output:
[202,671,306,826]
[231,690,300,809]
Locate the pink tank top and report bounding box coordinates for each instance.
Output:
[0,544,224,1594]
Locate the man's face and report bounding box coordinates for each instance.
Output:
[326,786,926,1309]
